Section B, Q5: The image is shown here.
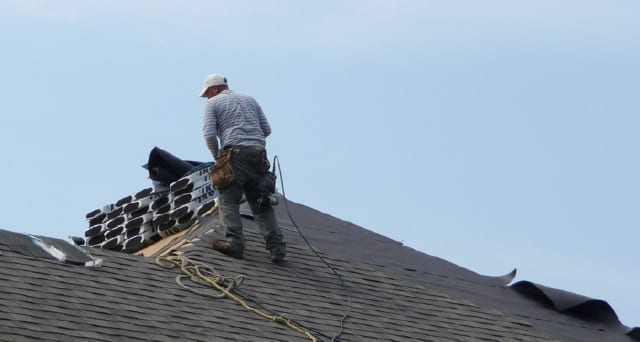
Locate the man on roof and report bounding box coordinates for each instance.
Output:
[200,73,286,262]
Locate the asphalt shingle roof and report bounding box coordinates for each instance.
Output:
[1,197,638,341]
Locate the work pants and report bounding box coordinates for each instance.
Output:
[218,147,284,251]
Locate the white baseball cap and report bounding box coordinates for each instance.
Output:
[199,74,228,97]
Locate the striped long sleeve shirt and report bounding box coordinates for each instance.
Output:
[203,90,271,158]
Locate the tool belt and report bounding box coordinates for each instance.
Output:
[256,149,270,173]
[209,148,235,189]
[256,149,276,194]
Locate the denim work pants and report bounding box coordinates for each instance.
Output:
[218,147,284,251]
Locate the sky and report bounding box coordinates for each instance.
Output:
[0,0,638,327]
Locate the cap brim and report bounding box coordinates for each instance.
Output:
[199,87,208,97]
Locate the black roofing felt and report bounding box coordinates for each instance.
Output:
[511,281,622,324]
[1,197,638,341]
[144,146,203,184]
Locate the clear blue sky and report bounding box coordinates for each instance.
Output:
[1,0,638,327]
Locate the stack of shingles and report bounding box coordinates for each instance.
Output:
[84,166,217,253]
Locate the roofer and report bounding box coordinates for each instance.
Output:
[200,74,286,262]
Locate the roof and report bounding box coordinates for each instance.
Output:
[1,148,638,341]
[1,198,638,341]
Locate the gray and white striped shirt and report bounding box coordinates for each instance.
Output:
[203,90,271,158]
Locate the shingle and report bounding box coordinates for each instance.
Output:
[0,196,635,342]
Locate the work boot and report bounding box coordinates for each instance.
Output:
[212,239,244,259]
[269,244,286,263]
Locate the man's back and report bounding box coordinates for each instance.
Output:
[203,90,271,150]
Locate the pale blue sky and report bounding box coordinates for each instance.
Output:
[0,0,638,327]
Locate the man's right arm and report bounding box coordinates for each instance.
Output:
[206,136,219,159]
[203,101,219,158]
[255,100,271,138]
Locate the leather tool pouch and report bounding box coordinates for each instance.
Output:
[209,149,235,189]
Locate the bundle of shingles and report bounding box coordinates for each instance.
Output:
[83,166,217,253]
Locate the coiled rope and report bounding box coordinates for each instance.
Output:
[156,253,317,341]
[151,204,319,341]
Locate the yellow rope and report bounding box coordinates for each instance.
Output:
[156,254,317,342]
[152,204,317,341]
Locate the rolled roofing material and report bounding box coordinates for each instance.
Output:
[125,213,153,230]
[135,187,153,199]
[83,148,216,254]
[146,147,200,184]
[151,195,170,210]
[88,212,107,226]
[511,281,638,337]
[85,208,103,220]
[105,226,124,240]
[87,234,105,246]
[170,205,191,220]
[101,234,124,251]
[196,199,217,217]
[123,230,159,252]
[106,207,124,220]
[106,216,126,229]
[129,205,150,218]
[115,195,134,208]
[170,170,212,193]
[85,224,106,238]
